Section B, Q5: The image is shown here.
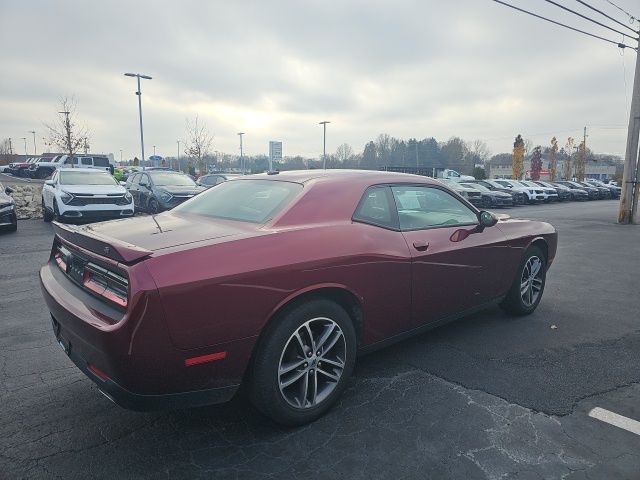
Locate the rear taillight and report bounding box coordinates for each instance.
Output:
[82,263,129,308]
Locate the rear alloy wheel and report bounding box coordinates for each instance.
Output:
[500,245,546,316]
[249,299,356,426]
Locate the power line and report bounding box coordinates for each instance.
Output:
[491,0,638,50]
[602,0,639,23]
[574,0,638,35]
[542,0,638,40]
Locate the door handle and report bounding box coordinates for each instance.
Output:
[412,240,430,251]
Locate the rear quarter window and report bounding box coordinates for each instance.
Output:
[174,179,302,224]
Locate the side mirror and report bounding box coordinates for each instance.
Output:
[45,180,55,187]
[478,210,498,228]
[5,186,14,195]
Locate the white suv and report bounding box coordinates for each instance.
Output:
[493,179,546,204]
[42,168,134,223]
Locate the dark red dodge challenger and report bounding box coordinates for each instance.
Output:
[40,170,557,425]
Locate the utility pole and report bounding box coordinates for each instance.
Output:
[618,37,640,224]
[29,131,36,155]
[21,137,27,155]
[238,132,245,174]
[124,73,152,171]
[177,140,180,171]
[319,121,330,169]
[8,138,12,155]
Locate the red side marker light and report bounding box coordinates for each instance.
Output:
[88,364,110,381]
[184,351,227,367]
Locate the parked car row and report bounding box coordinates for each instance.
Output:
[0,182,18,232]
[4,155,114,179]
[40,168,208,223]
[439,178,620,209]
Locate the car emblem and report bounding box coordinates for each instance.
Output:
[103,246,110,255]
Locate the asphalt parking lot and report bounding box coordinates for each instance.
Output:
[1,200,639,479]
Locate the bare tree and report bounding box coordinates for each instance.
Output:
[0,138,12,164]
[184,116,214,175]
[523,138,533,155]
[468,139,491,162]
[335,143,354,164]
[45,96,90,164]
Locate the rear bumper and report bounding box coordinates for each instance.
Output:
[53,318,238,411]
[39,260,251,411]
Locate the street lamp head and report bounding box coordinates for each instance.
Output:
[238,132,245,136]
[124,73,152,80]
[319,121,330,125]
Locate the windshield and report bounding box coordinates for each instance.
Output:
[175,179,302,224]
[151,172,197,187]
[59,171,117,185]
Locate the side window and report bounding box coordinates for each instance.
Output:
[139,174,150,185]
[353,186,397,229]
[93,157,109,167]
[81,157,93,166]
[64,156,75,165]
[129,173,140,185]
[391,186,478,231]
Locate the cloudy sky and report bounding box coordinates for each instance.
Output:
[0,0,638,160]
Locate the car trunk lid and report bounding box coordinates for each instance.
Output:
[53,212,254,263]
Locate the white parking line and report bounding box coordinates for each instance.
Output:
[588,407,640,436]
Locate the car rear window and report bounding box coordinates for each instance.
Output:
[59,171,117,185]
[151,172,197,186]
[93,157,110,167]
[175,179,302,224]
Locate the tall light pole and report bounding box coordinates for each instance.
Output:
[238,132,245,174]
[153,145,156,156]
[120,149,123,163]
[124,72,152,171]
[21,137,27,155]
[319,121,330,169]
[176,140,180,171]
[29,131,36,155]
[8,138,12,155]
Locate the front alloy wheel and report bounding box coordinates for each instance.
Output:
[520,256,543,307]
[500,245,547,316]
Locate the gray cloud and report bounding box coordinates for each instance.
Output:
[0,0,636,159]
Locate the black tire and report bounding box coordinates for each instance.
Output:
[249,299,357,426]
[8,216,17,232]
[148,198,160,214]
[53,200,61,222]
[500,245,547,316]
[43,200,53,222]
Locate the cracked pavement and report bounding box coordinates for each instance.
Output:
[1,201,639,479]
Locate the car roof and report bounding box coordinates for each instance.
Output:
[237,169,442,186]
[58,167,109,173]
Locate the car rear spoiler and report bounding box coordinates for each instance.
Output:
[52,222,152,264]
